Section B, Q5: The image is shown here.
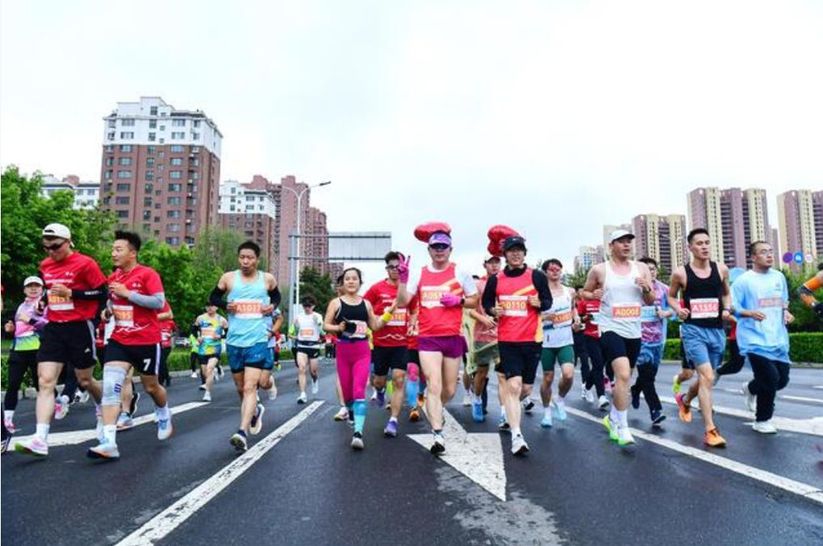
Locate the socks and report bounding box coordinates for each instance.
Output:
[557,396,566,408]
[389,416,398,423]
[500,407,507,419]
[610,407,619,423]
[58,394,69,405]
[617,409,628,427]
[156,404,171,420]
[103,424,117,445]
[544,406,552,419]
[36,423,50,441]
[352,400,367,433]
[4,410,13,421]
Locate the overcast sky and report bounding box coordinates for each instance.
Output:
[2,0,822,282]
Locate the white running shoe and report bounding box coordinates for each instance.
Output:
[586,388,596,404]
[116,412,134,431]
[752,420,777,434]
[14,437,48,457]
[351,432,365,450]
[742,383,756,413]
[598,395,610,410]
[190,371,198,379]
[297,392,307,404]
[511,434,529,456]
[157,415,173,440]
[617,426,635,446]
[203,390,212,402]
[311,379,319,395]
[462,393,472,407]
[334,407,349,421]
[54,399,69,420]
[78,390,90,404]
[87,440,120,460]
[268,384,278,400]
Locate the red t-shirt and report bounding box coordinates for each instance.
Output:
[159,301,175,348]
[576,298,601,339]
[495,268,541,343]
[363,279,408,347]
[40,252,107,323]
[108,264,164,345]
[416,264,465,337]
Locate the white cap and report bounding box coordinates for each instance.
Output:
[42,223,71,240]
[609,229,635,243]
[23,276,44,286]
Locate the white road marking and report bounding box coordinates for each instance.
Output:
[564,406,823,506]
[116,401,323,546]
[408,408,507,501]
[780,395,823,405]
[14,402,208,447]
[812,386,823,390]
[659,395,823,437]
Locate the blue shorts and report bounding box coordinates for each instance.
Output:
[680,324,725,369]
[227,342,273,373]
[636,342,663,367]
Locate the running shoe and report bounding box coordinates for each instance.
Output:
[540,413,553,428]
[311,379,319,395]
[14,437,48,457]
[580,385,588,400]
[250,403,265,435]
[430,432,445,455]
[497,416,510,432]
[601,415,619,442]
[462,393,472,406]
[630,387,640,410]
[96,417,105,444]
[54,399,69,420]
[190,371,199,379]
[87,440,120,460]
[370,390,378,402]
[1,433,10,454]
[598,395,610,410]
[116,412,134,431]
[384,419,398,438]
[202,390,212,402]
[704,428,727,448]
[752,420,777,434]
[674,393,692,423]
[552,402,567,422]
[157,415,173,440]
[217,366,224,380]
[4,419,17,434]
[471,400,484,423]
[130,392,141,417]
[376,389,386,408]
[351,431,365,450]
[79,390,90,404]
[199,384,207,391]
[72,392,82,405]
[297,392,307,404]
[586,388,596,404]
[616,426,635,446]
[334,407,349,421]
[742,382,756,413]
[409,407,421,422]
[672,374,682,395]
[275,362,282,372]
[523,400,535,414]
[511,434,529,456]
[231,431,248,452]
[268,384,278,400]
[651,410,666,426]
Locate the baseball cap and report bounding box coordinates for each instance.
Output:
[609,229,635,243]
[502,236,527,251]
[483,254,501,263]
[42,223,72,240]
[428,232,452,246]
[23,276,44,287]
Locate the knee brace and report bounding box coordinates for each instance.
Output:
[102,367,127,406]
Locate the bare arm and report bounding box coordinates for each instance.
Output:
[323,298,345,334]
[580,265,603,300]
[719,264,733,320]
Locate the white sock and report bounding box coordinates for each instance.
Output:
[500,407,507,419]
[156,404,170,420]
[36,423,50,441]
[58,394,69,404]
[557,396,566,407]
[511,427,522,437]
[103,424,117,445]
[610,407,619,422]
[4,410,14,421]
[389,416,398,423]
[618,409,628,427]
[544,406,552,419]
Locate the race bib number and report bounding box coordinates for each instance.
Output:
[387,308,407,327]
[233,299,263,319]
[641,306,658,322]
[47,291,74,311]
[201,326,217,339]
[499,295,529,317]
[551,307,573,327]
[112,304,134,328]
[689,298,719,319]
[611,303,641,320]
[351,320,368,337]
[758,297,783,309]
[298,328,317,340]
[420,286,447,309]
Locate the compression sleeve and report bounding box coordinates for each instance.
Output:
[72,284,109,301]
[209,286,227,309]
[532,270,553,312]
[268,286,282,309]
[127,291,165,310]
[482,275,498,316]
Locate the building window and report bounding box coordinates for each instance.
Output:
[120,144,132,152]
[121,119,135,126]
[144,183,153,193]
[169,183,182,192]
[172,119,186,127]
[190,146,199,153]
[170,170,182,179]
[148,133,156,142]
[170,158,183,166]
[193,120,201,128]
[166,237,179,245]
[149,119,157,129]
[107,132,115,141]
[104,171,113,180]
[150,106,158,116]
[119,157,132,166]
[115,196,130,205]
[105,145,114,153]
[117,170,132,179]
[191,132,200,140]
[144,197,152,207]
[159,125,166,131]
[145,171,154,181]
[120,132,134,139]
[107,120,116,128]
[170,145,184,153]
[167,196,181,205]
[143,223,151,232]
[146,157,155,167]
[167,210,181,218]
[105,157,113,166]
[147,145,156,154]
[171,132,185,140]
[116,183,131,191]
[117,210,129,219]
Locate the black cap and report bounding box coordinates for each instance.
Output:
[503,236,526,252]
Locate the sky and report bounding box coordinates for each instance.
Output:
[2,0,822,283]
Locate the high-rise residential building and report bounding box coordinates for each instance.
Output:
[631,214,687,274]
[813,191,823,258]
[688,187,770,267]
[219,176,277,272]
[777,189,818,263]
[573,245,605,273]
[771,227,781,259]
[41,174,100,209]
[100,96,222,247]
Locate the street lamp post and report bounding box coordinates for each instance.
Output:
[282,181,331,323]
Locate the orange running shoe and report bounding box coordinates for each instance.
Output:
[675,393,692,423]
[409,407,420,422]
[704,428,727,448]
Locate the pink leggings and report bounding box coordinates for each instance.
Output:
[336,340,371,403]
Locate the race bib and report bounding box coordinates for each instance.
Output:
[689,298,719,319]
[112,304,134,328]
[201,326,217,339]
[551,307,573,327]
[420,286,447,309]
[611,303,641,320]
[387,308,407,327]
[499,295,528,317]
[298,328,317,340]
[47,291,74,311]
[758,297,783,309]
[350,320,368,337]
[641,306,658,322]
[233,299,263,319]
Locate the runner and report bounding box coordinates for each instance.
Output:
[714,268,746,384]
[582,229,656,447]
[538,259,577,429]
[733,241,794,434]
[576,287,610,409]
[15,223,108,457]
[157,301,175,387]
[363,251,409,438]
[324,267,391,449]
[292,296,324,404]
[396,222,479,455]
[209,240,280,452]
[798,263,823,319]
[87,231,172,460]
[571,286,590,399]
[482,229,552,455]
[405,296,425,422]
[265,308,284,399]
[468,255,503,424]
[192,304,228,402]
[4,277,48,433]
[629,257,672,425]
[668,228,732,448]
[188,330,199,379]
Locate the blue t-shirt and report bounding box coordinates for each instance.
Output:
[732,269,790,363]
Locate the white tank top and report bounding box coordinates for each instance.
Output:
[542,286,575,348]
[295,313,322,345]
[598,261,643,339]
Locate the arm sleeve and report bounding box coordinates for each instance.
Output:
[268,286,281,309]
[71,284,109,301]
[482,276,498,315]
[209,286,227,309]
[532,270,553,312]
[127,292,165,310]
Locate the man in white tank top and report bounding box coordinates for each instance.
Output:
[582,230,655,446]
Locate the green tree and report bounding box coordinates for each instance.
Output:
[781,265,821,333]
[299,267,336,314]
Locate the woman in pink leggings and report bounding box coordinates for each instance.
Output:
[324,268,392,450]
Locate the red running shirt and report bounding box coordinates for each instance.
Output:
[416,264,464,337]
[159,301,175,348]
[363,279,408,348]
[108,265,164,345]
[495,268,541,343]
[40,252,107,323]
[576,298,601,339]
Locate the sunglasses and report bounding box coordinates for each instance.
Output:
[385,265,399,270]
[42,241,67,252]
[429,244,449,251]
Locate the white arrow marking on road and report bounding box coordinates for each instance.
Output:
[408,408,507,501]
[117,401,324,546]
[13,402,208,447]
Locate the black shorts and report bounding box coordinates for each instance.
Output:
[37,321,98,370]
[296,346,320,359]
[105,339,162,375]
[198,353,221,366]
[498,341,541,383]
[372,346,408,375]
[407,349,420,366]
[599,331,641,368]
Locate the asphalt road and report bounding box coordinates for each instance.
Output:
[3,361,822,545]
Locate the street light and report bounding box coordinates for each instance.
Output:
[282,180,331,323]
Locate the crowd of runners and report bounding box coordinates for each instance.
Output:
[2,220,822,459]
